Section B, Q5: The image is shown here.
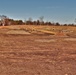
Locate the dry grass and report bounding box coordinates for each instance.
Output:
[0,25,76,36]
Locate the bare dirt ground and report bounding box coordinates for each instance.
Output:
[0,25,76,75]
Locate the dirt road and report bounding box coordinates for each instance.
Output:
[0,33,76,75]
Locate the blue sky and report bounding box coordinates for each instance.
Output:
[0,0,76,24]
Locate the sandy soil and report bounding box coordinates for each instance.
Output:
[0,25,76,75]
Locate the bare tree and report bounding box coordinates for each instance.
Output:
[28,17,32,22]
[0,15,7,20]
[39,16,44,22]
[39,16,44,25]
[0,15,9,26]
[26,17,33,25]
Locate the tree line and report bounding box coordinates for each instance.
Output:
[0,15,75,26]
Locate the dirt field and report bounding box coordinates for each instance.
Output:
[0,25,76,75]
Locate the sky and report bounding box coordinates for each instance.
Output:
[0,0,76,24]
